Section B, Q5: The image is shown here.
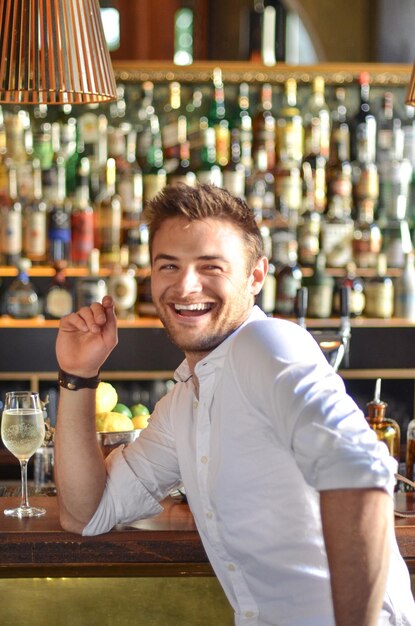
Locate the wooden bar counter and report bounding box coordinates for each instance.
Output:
[1,492,415,577]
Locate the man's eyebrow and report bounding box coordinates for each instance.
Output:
[153,254,229,263]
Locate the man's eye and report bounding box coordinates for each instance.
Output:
[203,265,222,272]
[159,264,177,271]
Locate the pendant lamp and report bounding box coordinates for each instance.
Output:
[0,0,117,105]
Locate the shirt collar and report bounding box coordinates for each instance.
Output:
[173,306,267,382]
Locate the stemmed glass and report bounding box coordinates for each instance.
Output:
[1,391,46,517]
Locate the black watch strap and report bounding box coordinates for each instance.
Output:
[58,369,100,391]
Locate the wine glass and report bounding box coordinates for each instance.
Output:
[1,391,46,517]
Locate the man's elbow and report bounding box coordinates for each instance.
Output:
[58,508,91,535]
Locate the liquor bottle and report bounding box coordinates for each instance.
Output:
[252,83,276,172]
[195,122,223,187]
[394,251,415,321]
[107,246,138,320]
[276,78,303,165]
[363,253,394,319]
[351,72,377,165]
[376,91,403,169]
[274,159,302,224]
[232,82,253,175]
[382,202,412,269]
[302,76,330,161]
[0,162,22,266]
[167,116,197,187]
[222,128,246,198]
[75,248,107,309]
[352,199,382,269]
[274,239,302,317]
[245,147,275,222]
[71,157,95,267]
[297,207,321,268]
[118,127,143,242]
[5,258,39,319]
[127,222,150,270]
[365,378,400,465]
[136,273,157,317]
[378,125,412,224]
[319,195,354,268]
[135,81,156,171]
[47,157,71,264]
[0,106,8,202]
[332,262,365,318]
[23,158,48,266]
[326,88,353,216]
[302,252,334,318]
[43,260,74,320]
[95,158,122,268]
[161,81,182,171]
[142,114,167,203]
[208,68,230,168]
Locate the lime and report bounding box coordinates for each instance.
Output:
[113,403,133,419]
[96,411,134,433]
[130,403,150,417]
[132,413,151,430]
[95,382,118,414]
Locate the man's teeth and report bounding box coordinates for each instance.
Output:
[174,303,211,311]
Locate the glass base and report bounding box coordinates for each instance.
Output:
[4,506,46,518]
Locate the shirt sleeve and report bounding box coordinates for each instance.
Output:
[230,319,397,497]
[83,398,182,536]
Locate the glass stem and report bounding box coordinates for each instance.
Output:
[19,459,30,510]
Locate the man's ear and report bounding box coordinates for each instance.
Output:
[249,256,268,296]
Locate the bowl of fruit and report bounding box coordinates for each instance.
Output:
[95,382,151,458]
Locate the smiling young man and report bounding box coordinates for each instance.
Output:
[55,184,415,626]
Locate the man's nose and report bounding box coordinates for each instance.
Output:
[176,268,203,294]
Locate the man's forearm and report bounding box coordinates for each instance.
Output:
[55,387,107,534]
[320,488,392,626]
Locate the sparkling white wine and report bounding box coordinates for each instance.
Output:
[1,409,45,460]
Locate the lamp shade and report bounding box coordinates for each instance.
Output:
[0,0,117,105]
[406,63,415,106]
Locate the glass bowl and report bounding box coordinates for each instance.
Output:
[96,429,141,458]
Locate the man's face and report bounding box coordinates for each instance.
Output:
[151,217,266,363]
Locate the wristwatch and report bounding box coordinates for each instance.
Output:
[58,369,100,391]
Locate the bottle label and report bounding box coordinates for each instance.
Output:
[364,284,394,318]
[24,212,47,257]
[1,210,22,255]
[320,221,354,267]
[46,287,73,318]
[71,211,95,263]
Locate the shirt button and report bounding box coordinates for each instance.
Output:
[228,563,236,571]
[206,511,213,519]
[193,401,198,409]
[200,455,208,464]
[244,612,254,618]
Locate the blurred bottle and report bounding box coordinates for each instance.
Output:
[23,158,47,266]
[376,91,403,169]
[222,127,246,198]
[252,83,276,172]
[107,245,138,320]
[208,68,230,168]
[47,157,71,264]
[75,248,107,309]
[95,158,122,268]
[406,415,415,481]
[320,195,354,268]
[326,87,353,216]
[231,82,253,175]
[0,162,22,266]
[276,78,303,165]
[332,262,365,318]
[0,106,8,201]
[127,222,150,271]
[5,258,39,319]
[297,207,321,268]
[365,378,400,465]
[142,114,167,203]
[302,76,330,162]
[135,81,156,171]
[394,250,415,321]
[274,239,302,317]
[363,253,394,319]
[302,251,334,318]
[351,72,377,165]
[43,260,74,320]
[161,81,182,172]
[196,122,223,187]
[70,157,95,267]
[245,147,275,222]
[352,199,382,269]
[168,116,197,187]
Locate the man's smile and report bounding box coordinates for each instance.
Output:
[171,302,215,316]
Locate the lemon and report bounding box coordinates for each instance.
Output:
[95,382,118,414]
[96,411,134,433]
[113,403,133,418]
[131,413,151,430]
[130,403,150,417]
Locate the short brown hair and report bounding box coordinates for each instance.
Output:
[143,184,264,270]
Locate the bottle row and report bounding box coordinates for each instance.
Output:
[3,246,415,323]
[0,70,413,263]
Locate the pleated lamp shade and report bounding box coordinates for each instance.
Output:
[0,0,117,105]
[406,63,415,106]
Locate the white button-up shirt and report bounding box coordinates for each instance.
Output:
[84,307,415,626]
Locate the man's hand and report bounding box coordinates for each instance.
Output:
[56,296,118,378]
